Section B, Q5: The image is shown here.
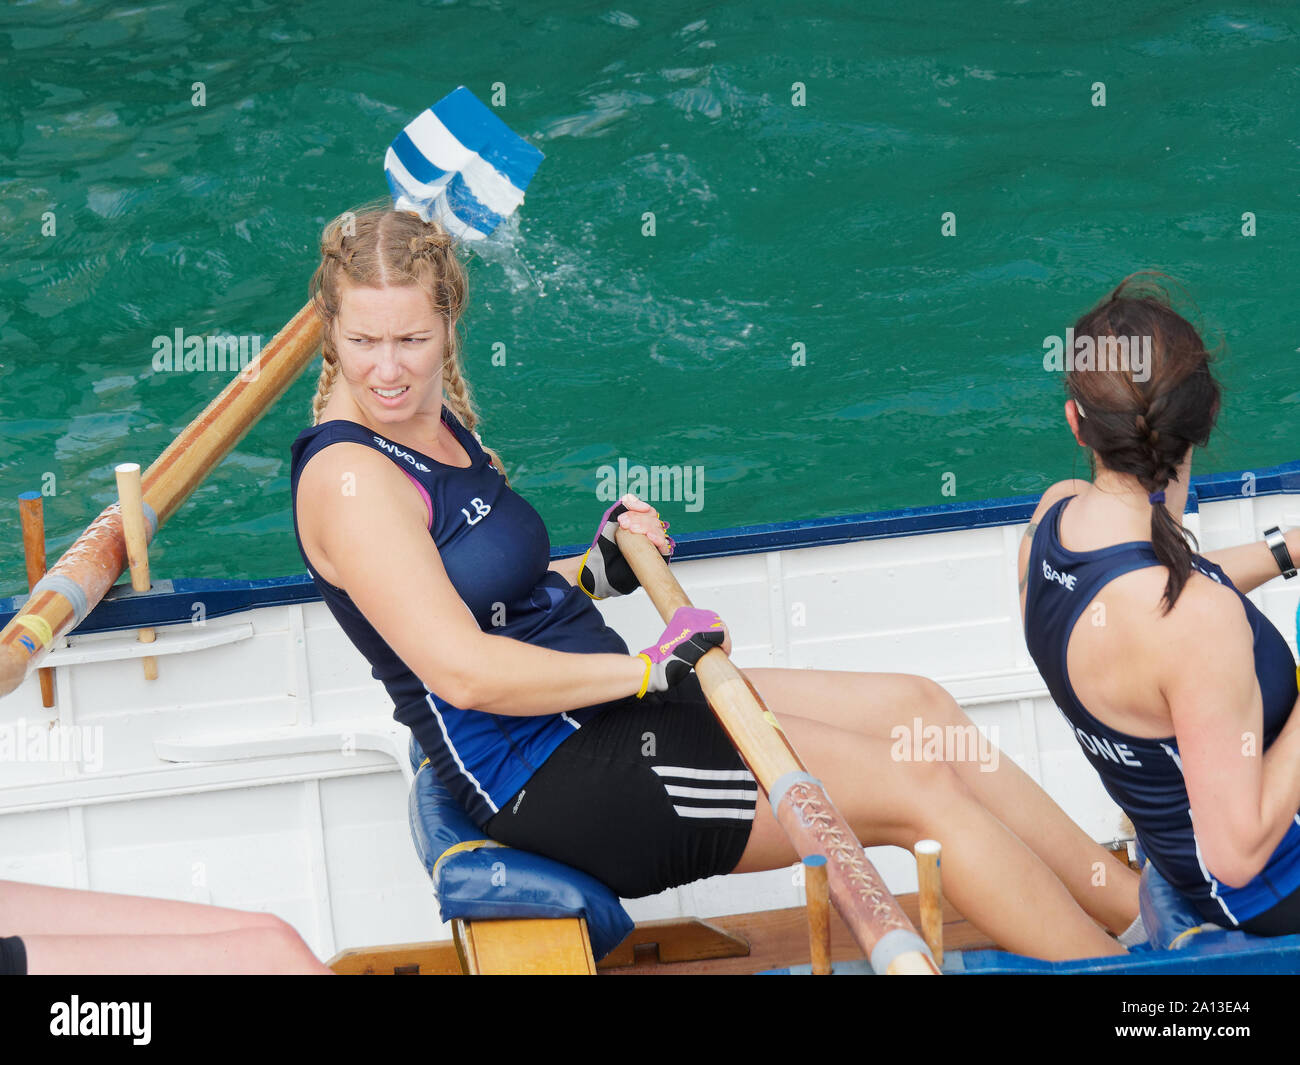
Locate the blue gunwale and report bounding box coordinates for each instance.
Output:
[4,459,1297,637]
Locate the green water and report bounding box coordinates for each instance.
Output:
[3,1,1299,597]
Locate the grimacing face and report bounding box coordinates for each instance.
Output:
[334,281,448,427]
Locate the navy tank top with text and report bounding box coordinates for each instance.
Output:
[289,406,630,827]
[1025,495,1300,924]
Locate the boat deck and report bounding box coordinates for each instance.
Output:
[599,893,993,975]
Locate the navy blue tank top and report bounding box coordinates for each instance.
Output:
[289,406,631,827]
[1025,495,1300,924]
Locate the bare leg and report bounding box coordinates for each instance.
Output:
[730,713,1123,960]
[742,668,1140,933]
[0,879,284,936]
[24,928,334,975]
[1,881,332,975]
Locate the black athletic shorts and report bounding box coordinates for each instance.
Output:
[0,936,27,976]
[485,674,758,898]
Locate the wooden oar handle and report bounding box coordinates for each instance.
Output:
[615,530,691,621]
[614,526,938,975]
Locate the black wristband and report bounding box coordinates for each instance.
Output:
[1263,526,1296,579]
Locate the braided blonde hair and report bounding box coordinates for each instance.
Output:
[308,207,508,481]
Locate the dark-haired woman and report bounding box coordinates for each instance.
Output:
[1021,274,1300,935]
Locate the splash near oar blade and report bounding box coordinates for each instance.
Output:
[384,85,544,241]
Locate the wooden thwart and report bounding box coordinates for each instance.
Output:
[455,917,596,975]
[327,916,749,975]
[329,939,464,976]
[326,897,985,975]
[596,917,749,968]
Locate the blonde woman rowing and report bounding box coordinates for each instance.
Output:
[289,206,1140,960]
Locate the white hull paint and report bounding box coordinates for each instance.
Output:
[3,477,1298,961]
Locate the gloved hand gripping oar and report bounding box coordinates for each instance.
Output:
[614,526,941,975]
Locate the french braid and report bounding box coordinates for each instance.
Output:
[307,207,508,482]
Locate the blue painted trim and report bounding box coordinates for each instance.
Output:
[5,459,1297,636]
[0,575,321,636]
[953,932,1300,975]
[755,934,1300,974]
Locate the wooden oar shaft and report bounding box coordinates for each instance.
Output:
[0,303,322,697]
[616,529,938,975]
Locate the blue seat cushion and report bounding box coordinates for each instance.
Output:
[1139,859,1259,951]
[406,736,633,962]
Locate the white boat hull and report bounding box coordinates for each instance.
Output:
[3,469,1298,961]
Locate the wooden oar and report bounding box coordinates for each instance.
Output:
[0,303,322,698]
[615,528,940,975]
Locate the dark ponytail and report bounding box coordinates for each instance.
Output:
[1066,273,1221,614]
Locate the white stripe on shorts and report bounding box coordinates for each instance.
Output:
[664,783,759,801]
[651,765,756,782]
[672,805,756,820]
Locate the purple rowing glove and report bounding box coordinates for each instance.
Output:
[578,501,675,600]
[636,606,726,697]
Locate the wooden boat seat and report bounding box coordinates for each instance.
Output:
[397,736,748,974]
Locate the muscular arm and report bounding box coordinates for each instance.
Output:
[298,445,645,716]
[1167,584,1300,887]
[1202,528,1300,596]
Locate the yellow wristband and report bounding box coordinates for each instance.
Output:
[635,653,652,699]
[577,547,601,600]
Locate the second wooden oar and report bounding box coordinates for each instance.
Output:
[614,528,940,975]
[0,303,322,698]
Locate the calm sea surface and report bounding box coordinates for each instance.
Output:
[2,1,1298,596]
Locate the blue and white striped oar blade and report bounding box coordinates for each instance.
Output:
[384,86,544,241]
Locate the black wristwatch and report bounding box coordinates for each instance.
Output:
[1263,526,1297,579]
